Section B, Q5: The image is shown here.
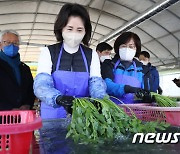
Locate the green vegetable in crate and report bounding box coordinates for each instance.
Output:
[165,96,180,102]
[151,92,177,107]
[66,98,169,144]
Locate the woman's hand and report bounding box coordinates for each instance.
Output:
[56,95,75,114]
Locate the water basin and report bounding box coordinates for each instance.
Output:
[34,118,180,154]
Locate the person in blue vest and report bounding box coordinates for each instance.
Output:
[101,32,152,104]
[33,3,107,119]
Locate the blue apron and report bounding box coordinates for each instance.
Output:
[111,59,141,104]
[41,44,89,119]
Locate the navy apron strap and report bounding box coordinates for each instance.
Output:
[132,61,137,78]
[114,59,120,69]
[56,44,64,71]
[79,45,89,73]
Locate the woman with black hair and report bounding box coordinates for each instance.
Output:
[34,3,107,119]
[101,32,152,104]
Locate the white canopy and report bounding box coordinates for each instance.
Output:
[0,0,180,70]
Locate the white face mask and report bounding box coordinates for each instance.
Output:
[62,32,85,48]
[119,48,136,61]
[100,55,111,62]
[140,60,149,65]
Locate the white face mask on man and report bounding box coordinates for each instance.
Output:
[119,48,136,61]
[140,60,149,65]
[62,32,85,48]
[100,55,111,62]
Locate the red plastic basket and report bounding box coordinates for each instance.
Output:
[119,103,180,126]
[0,110,42,154]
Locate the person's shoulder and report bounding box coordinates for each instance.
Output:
[20,63,34,79]
[103,59,112,64]
[20,62,33,73]
[47,42,62,51]
[48,42,61,48]
[133,58,143,67]
[81,44,92,52]
[137,61,150,74]
[110,54,119,64]
[101,58,115,69]
[148,63,157,71]
[20,62,30,69]
[151,65,157,70]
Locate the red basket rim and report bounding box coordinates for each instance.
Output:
[0,110,42,135]
[118,104,180,111]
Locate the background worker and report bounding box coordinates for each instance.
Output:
[139,51,161,93]
[96,42,113,63]
[101,32,152,104]
[0,30,35,110]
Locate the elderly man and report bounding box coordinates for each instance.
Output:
[0,30,35,110]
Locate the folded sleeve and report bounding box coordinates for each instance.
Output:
[24,66,35,108]
[89,77,107,99]
[33,73,61,108]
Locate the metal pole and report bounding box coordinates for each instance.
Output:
[99,0,179,43]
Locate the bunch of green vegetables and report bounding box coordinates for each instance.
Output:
[66,97,169,144]
[151,92,177,107]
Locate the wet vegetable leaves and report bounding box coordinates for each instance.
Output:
[66,98,169,144]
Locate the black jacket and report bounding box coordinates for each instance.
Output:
[132,58,154,91]
[147,63,159,92]
[0,58,35,110]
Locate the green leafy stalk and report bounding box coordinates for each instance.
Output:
[151,92,177,107]
[66,98,169,144]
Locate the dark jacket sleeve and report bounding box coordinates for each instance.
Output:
[21,63,35,109]
[142,65,153,91]
[133,58,153,91]
[151,66,159,92]
[101,59,114,80]
[142,64,160,92]
[26,67,35,109]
